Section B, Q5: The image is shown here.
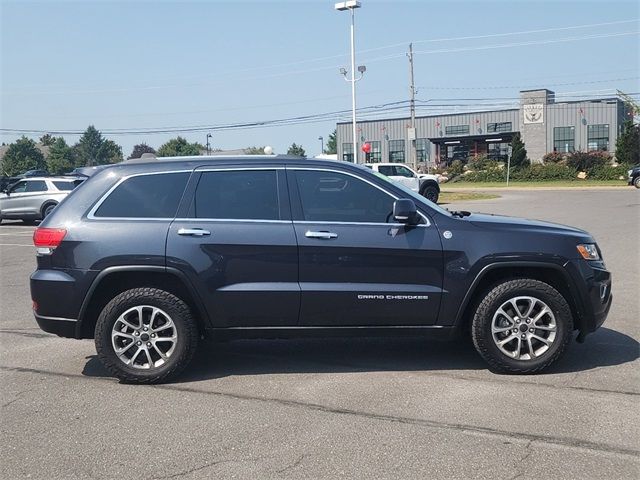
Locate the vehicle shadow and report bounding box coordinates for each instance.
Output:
[81,327,639,383]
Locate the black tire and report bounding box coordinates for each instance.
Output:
[421,184,439,203]
[95,287,199,384]
[42,202,57,219]
[471,278,573,374]
[634,176,640,189]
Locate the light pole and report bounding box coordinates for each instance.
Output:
[318,136,324,154]
[335,1,364,163]
[206,133,212,155]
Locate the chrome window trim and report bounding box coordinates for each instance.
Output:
[293,220,428,228]
[87,169,192,220]
[174,218,291,224]
[289,167,431,226]
[194,166,285,172]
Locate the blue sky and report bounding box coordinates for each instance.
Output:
[1,0,638,158]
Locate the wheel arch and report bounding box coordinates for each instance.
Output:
[455,262,584,335]
[40,200,58,218]
[77,266,210,339]
[419,179,440,194]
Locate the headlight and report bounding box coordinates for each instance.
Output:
[577,244,600,260]
[629,169,634,176]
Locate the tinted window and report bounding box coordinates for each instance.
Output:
[395,166,415,178]
[52,181,76,191]
[378,166,394,176]
[10,181,27,193]
[296,170,394,223]
[95,172,189,218]
[194,170,279,220]
[25,180,48,192]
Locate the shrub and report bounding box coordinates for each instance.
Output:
[589,163,630,180]
[566,150,611,173]
[511,163,577,181]
[448,160,464,177]
[467,154,489,171]
[510,133,530,168]
[542,152,568,164]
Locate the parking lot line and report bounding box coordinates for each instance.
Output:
[0,243,34,247]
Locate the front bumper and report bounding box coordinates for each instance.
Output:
[564,259,612,337]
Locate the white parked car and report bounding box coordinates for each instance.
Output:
[365,163,440,203]
[0,177,83,224]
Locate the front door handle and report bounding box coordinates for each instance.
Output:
[177,228,211,237]
[305,230,338,239]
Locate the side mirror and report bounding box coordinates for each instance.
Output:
[393,199,419,225]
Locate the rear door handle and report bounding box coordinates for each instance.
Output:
[177,228,211,237]
[305,230,338,239]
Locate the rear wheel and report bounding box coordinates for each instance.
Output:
[420,184,439,203]
[42,202,57,219]
[471,279,573,374]
[95,287,199,384]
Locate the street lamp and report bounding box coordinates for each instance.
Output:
[206,133,212,155]
[335,0,364,163]
[318,136,324,154]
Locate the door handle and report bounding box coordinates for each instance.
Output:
[305,230,338,239]
[177,228,211,237]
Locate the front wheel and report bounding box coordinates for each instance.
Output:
[471,279,573,374]
[634,176,640,189]
[421,184,439,203]
[95,287,199,384]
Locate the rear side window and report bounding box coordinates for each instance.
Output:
[52,181,76,191]
[94,172,189,218]
[193,170,279,220]
[25,180,48,192]
[378,165,395,176]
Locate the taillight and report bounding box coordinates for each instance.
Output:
[33,227,67,255]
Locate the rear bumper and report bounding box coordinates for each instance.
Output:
[34,313,77,338]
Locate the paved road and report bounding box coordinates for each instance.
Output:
[1,189,638,479]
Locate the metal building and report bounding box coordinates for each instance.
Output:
[336,89,629,167]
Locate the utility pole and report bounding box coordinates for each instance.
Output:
[407,43,418,171]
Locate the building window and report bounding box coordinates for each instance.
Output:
[587,124,609,151]
[388,140,405,162]
[487,142,510,162]
[487,122,512,133]
[365,141,382,163]
[416,138,430,162]
[445,125,470,135]
[342,143,353,162]
[553,127,575,153]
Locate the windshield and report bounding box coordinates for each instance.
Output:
[355,164,452,217]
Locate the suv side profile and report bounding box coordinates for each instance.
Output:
[31,156,612,383]
[366,163,440,203]
[0,177,83,224]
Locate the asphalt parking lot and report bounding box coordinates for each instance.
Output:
[1,188,638,479]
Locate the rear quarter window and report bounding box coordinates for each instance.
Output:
[52,181,77,191]
[93,172,190,218]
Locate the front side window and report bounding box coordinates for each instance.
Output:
[395,166,415,178]
[554,127,575,153]
[445,125,470,135]
[194,170,279,220]
[94,172,190,218]
[342,143,354,162]
[295,170,394,224]
[388,140,405,162]
[9,181,27,193]
[587,124,609,151]
[416,138,429,162]
[25,180,48,192]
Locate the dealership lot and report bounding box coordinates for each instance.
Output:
[0,188,638,479]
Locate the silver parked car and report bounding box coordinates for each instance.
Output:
[0,177,83,224]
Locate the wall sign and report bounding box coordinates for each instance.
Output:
[523,104,544,124]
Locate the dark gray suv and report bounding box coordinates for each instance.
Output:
[30,156,612,383]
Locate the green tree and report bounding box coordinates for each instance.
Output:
[510,133,529,168]
[46,137,75,175]
[325,129,337,154]
[73,125,123,166]
[1,136,46,176]
[39,134,56,146]
[615,120,639,165]
[157,137,201,157]
[287,143,306,157]
[244,146,266,155]
[128,143,156,159]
